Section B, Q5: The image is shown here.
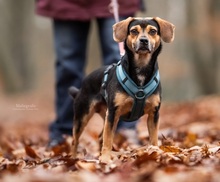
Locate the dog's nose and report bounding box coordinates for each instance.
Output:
[140,38,148,44]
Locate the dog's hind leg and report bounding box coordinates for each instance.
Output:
[94,103,107,149]
[72,100,97,158]
[72,118,87,158]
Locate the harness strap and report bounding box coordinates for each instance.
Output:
[101,63,117,101]
[116,63,160,99]
[129,96,146,121]
[101,61,160,122]
[116,62,160,121]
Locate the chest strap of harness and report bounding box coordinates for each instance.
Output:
[116,62,160,121]
[101,61,160,122]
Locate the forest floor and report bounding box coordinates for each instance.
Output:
[0,91,220,182]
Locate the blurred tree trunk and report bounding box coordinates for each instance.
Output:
[0,0,35,93]
[186,0,220,94]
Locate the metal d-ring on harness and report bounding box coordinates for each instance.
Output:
[101,61,160,122]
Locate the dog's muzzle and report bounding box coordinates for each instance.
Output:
[135,37,152,53]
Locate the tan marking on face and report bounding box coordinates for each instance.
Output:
[146,25,161,51]
[126,24,161,67]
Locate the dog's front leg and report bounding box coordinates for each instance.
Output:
[147,106,160,146]
[99,109,119,163]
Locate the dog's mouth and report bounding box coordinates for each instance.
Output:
[135,46,151,53]
[139,46,150,51]
[134,40,153,54]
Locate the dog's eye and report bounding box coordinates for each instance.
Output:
[149,29,157,36]
[130,29,139,35]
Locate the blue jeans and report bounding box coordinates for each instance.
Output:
[50,17,136,141]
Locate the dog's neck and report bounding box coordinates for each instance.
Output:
[122,43,162,86]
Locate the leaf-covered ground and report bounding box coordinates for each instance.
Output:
[0,95,220,182]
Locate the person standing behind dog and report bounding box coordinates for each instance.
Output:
[36,0,143,147]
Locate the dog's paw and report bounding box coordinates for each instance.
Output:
[99,153,112,163]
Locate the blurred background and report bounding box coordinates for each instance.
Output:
[0,0,219,122]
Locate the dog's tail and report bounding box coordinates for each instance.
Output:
[69,86,79,99]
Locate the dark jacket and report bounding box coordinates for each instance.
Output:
[36,0,140,20]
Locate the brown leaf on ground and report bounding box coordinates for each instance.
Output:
[25,145,41,160]
[0,95,220,182]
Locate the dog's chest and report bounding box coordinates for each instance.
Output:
[114,92,160,116]
[137,75,146,86]
[135,68,147,86]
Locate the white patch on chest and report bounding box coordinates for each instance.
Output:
[135,68,145,86]
[137,75,145,86]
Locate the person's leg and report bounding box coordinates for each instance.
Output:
[97,17,137,130]
[96,17,120,66]
[49,19,91,146]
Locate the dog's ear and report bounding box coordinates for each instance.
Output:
[113,17,134,42]
[153,17,175,43]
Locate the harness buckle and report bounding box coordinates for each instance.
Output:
[135,89,146,100]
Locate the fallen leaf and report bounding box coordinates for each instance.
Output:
[183,133,197,148]
[76,160,97,172]
[25,145,40,159]
[133,151,158,168]
[160,145,182,154]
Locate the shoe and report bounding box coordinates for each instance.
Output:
[47,137,65,149]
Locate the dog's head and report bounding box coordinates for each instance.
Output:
[113,17,175,56]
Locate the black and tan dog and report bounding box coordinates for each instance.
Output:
[69,17,175,162]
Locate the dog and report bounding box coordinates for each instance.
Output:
[69,17,175,162]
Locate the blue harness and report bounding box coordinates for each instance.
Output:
[101,61,160,121]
